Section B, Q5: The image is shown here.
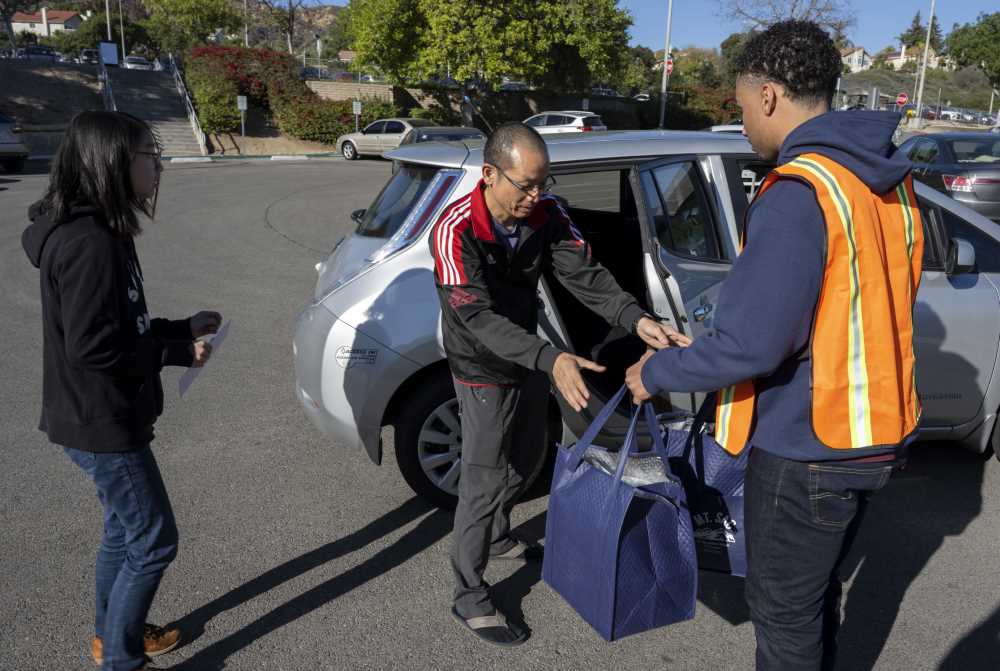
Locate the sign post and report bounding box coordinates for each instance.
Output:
[352,100,362,133]
[237,95,248,137]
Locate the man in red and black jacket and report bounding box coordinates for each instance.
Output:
[430,122,686,646]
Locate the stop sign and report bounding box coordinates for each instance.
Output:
[666,56,674,76]
[896,92,909,106]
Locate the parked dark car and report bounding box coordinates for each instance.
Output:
[79,49,99,65]
[899,132,1000,222]
[25,45,56,62]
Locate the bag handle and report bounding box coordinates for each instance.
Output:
[613,403,643,482]
[567,384,628,469]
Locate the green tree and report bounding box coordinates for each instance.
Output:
[719,30,755,82]
[351,0,423,83]
[323,3,353,54]
[350,0,632,92]
[43,11,149,55]
[898,11,943,52]
[619,45,656,93]
[947,12,1000,89]
[1,0,38,49]
[144,0,240,53]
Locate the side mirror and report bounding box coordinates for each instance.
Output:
[946,237,976,276]
[351,209,366,225]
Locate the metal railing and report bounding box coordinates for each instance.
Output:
[168,53,208,156]
[98,57,117,111]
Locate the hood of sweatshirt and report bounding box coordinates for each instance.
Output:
[22,201,102,268]
[778,110,912,194]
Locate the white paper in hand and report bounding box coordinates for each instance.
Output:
[179,320,230,397]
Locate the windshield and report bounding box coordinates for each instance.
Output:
[357,165,439,238]
[947,139,1000,164]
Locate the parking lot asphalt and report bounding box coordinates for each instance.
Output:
[1,159,999,670]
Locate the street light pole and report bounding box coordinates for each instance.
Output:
[244,0,249,48]
[657,0,674,129]
[117,0,126,61]
[104,0,111,41]
[913,0,936,128]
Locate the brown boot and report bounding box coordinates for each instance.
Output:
[92,623,182,665]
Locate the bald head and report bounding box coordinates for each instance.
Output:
[483,122,549,170]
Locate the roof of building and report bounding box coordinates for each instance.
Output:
[12,10,81,24]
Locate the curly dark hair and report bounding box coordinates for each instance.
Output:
[733,20,842,107]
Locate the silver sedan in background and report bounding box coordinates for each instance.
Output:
[336,118,439,160]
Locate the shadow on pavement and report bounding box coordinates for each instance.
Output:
[171,496,451,670]
[834,442,988,670]
[938,601,1000,669]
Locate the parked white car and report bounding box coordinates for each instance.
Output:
[123,56,154,71]
[524,111,607,134]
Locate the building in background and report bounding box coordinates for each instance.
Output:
[841,47,872,74]
[11,8,85,38]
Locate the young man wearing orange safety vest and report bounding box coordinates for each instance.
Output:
[625,21,923,671]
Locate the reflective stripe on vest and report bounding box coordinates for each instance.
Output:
[715,153,923,456]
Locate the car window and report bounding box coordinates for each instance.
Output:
[384,121,405,134]
[525,115,546,128]
[400,130,414,145]
[945,139,1000,164]
[582,116,603,127]
[547,115,570,126]
[939,205,1000,272]
[364,121,386,134]
[549,170,621,213]
[911,139,939,164]
[642,162,724,261]
[357,165,440,238]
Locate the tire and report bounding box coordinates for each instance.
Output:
[2,158,25,173]
[341,141,357,160]
[394,370,552,510]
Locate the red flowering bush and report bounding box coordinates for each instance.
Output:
[184,45,399,145]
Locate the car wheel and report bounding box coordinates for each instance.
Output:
[342,141,357,160]
[394,369,552,510]
[2,158,25,173]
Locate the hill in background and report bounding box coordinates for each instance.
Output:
[843,67,994,112]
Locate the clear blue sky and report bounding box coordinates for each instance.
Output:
[622,0,996,53]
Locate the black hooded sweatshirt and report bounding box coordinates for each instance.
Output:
[22,202,194,452]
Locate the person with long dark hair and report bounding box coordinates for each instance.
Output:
[22,110,222,671]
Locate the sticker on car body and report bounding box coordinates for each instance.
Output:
[336,346,378,368]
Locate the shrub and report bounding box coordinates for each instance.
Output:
[184,57,241,133]
[184,45,400,145]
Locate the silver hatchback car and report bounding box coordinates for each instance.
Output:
[294,130,1000,508]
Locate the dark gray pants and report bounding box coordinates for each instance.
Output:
[451,372,549,618]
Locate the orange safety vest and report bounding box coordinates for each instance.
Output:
[715,153,923,455]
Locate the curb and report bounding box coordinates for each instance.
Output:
[166,152,344,164]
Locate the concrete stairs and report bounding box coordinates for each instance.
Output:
[108,68,204,157]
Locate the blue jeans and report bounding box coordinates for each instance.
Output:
[744,447,895,671]
[64,446,178,671]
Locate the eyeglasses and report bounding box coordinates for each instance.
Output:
[496,166,556,196]
[135,148,163,162]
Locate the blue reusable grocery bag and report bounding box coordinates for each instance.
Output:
[543,386,698,641]
[661,396,748,577]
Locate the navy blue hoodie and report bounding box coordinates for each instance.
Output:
[640,111,915,461]
[23,202,195,452]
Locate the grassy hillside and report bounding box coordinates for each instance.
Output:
[843,66,994,111]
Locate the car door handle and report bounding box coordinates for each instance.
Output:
[693,304,713,322]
